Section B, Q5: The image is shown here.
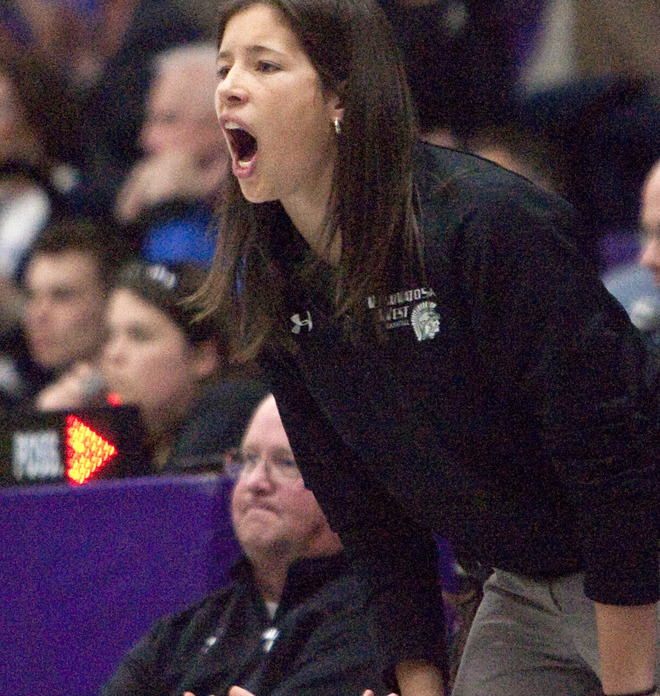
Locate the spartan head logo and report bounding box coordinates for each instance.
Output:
[290,311,313,334]
[411,301,440,341]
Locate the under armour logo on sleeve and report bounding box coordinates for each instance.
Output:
[261,626,280,652]
[290,311,313,334]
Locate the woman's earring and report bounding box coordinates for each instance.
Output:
[333,117,342,135]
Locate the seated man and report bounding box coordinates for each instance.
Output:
[639,158,660,286]
[0,216,127,405]
[101,394,390,696]
[637,158,660,359]
[603,158,660,338]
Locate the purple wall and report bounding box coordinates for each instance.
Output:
[0,473,459,695]
[0,474,240,696]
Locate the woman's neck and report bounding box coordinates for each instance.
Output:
[281,163,340,266]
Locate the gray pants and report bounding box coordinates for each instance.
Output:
[452,569,659,696]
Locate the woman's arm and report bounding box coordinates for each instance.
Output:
[261,350,448,677]
[395,660,446,696]
[462,185,660,691]
[596,602,658,696]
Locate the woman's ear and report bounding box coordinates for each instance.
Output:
[191,340,219,381]
[332,104,345,129]
[327,84,345,127]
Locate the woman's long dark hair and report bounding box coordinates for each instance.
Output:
[197,0,419,361]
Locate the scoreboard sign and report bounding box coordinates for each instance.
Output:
[1,406,150,485]
[12,429,63,481]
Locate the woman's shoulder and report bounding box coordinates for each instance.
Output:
[413,140,570,210]
[412,141,577,244]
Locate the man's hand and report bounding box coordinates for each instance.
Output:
[35,362,104,411]
[184,688,252,696]
[115,149,224,224]
[185,688,401,695]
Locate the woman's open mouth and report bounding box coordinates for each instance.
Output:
[225,122,258,175]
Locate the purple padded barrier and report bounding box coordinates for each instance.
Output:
[0,474,240,696]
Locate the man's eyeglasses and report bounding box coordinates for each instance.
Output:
[224,449,301,481]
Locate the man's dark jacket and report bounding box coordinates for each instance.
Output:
[101,553,388,696]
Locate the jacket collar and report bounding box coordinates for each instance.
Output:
[229,551,349,613]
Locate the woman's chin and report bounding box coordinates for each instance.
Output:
[237,180,276,205]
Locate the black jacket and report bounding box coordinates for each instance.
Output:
[101,553,388,696]
[260,143,660,671]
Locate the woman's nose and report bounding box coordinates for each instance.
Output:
[102,336,125,366]
[215,67,248,110]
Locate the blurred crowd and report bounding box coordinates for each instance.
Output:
[0,0,659,472]
[0,0,266,473]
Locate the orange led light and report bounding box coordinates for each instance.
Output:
[65,415,117,484]
[106,392,122,407]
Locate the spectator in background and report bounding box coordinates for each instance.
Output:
[573,1,660,84]
[374,1,562,207]
[627,158,660,353]
[602,159,660,342]
[0,47,81,337]
[515,0,660,270]
[1,0,204,214]
[378,0,546,144]
[101,393,388,696]
[0,37,81,169]
[33,259,265,470]
[99,261,265,472]
[73,0,203,213]
[14,217,127,406]
[639,159,660,285]
[521,76,660,270]
[115,42,228,266]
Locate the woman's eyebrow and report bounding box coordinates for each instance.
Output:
[217,44,286,61]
